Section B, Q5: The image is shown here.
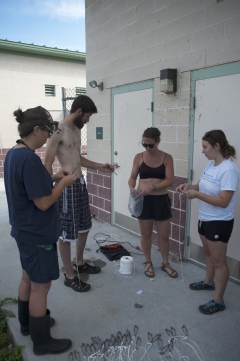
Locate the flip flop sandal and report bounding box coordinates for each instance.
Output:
[72,261,101,274]
[64,274,91,292]
[143,262,155,277]
[161,263,178,278]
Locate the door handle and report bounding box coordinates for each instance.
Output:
[113,163,120,168]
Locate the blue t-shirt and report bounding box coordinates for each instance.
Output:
[4,147,60,245]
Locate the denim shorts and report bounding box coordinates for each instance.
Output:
[135,194,172,221]
[198,219,234,243]
[17,242,59,283]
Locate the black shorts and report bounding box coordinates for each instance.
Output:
[198,219,234,243]
[135,194,172,221]
[17,242,59,283]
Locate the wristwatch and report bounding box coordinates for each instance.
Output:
[152,185,156,191]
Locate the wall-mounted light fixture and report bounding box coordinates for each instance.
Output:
[160,68,177,93]
[89,80,103,91]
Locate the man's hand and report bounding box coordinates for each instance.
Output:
[98,163,115,173]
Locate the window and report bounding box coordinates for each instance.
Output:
[75,87,86,96]
[45,85,55,96]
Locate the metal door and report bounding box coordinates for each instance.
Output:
[189,72,240,280]
[112,82,153,234]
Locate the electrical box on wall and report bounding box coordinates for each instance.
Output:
[96,127,103,139]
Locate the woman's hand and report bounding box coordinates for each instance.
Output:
[181,189,197,199]
[176,183,189,192]
[130,189,143,199]
[52,169,69,182]
[61,173,77,187]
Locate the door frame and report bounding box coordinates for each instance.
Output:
[185,61,240,266]
[111,80,154,225]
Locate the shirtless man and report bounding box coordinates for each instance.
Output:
[45,95,114,292]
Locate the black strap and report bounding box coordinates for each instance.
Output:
[16,139,31,149]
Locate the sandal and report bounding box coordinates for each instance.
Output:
[189,281,215,291]
[72,261,101,274]
[199,299,225,315]
[161,263,178,278]
[64,273,91,292]
[143,262,155,278]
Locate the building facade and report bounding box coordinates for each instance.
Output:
[85,0,240,280]
[0,39,86,176]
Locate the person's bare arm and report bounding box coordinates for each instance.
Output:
[80,155,114,173]
[152,154,174,191]
[176,181,200,192]
[33,173,77,211]
[45,133,62,175]
[128,154,140,191]
[182,189,234,208]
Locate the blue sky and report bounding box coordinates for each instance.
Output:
[0,0,86,52]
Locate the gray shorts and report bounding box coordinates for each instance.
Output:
[57,177,92,242]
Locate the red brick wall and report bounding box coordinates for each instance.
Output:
[87,168,111,224]
[151,176,187,258]
[0,147,61,177]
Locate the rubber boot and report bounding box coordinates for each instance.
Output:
[29,310,72,355]
[18,298,30,336]
[18,298,55,336]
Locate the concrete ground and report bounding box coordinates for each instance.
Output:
[0,179,240,361]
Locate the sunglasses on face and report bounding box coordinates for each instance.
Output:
[142,143,155,149]
[203,132,217,142]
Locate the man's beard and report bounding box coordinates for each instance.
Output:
[74,115,85,129]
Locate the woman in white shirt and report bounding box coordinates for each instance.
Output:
[176,130,240,315]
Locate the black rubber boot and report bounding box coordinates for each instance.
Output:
[18,298,55,336]
[18,298,30,336]
[29,310,72,355]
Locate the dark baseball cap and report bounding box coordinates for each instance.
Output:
[22,106,53,123]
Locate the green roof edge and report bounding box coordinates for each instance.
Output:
[0,39,86,64]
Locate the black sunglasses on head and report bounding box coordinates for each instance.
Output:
[142,143,155,149]
[203,132,217,142]
[40,121,62,135]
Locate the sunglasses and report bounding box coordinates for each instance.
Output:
[40,121,62,136]
[142,143,155,149]
[203,132,217,142]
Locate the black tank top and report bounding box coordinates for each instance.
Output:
[139,153,166,179]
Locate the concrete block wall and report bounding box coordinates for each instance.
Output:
[85,0,240,254]
[86,0,240,173]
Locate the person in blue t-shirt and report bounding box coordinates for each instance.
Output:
[4,106,77,355]
[176,130,240,315]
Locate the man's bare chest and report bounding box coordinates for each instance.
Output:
[59,132,81,154]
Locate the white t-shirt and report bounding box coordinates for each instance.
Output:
[198,159,240,221]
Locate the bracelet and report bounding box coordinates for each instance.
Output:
[152,184,156,191]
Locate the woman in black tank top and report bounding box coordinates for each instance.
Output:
[128,127,178,279]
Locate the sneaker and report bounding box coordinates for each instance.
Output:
[189,281,215,291]
[199,299,225,315]
[73,261,101,274]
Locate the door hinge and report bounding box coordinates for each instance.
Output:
[151,102,154,112]
[187,236,190,246]
[190,169,193,181]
